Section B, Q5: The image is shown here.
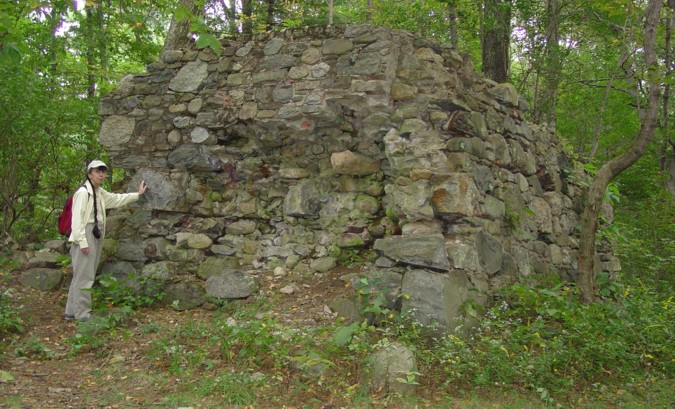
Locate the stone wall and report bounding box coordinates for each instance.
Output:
[96,25,619,329]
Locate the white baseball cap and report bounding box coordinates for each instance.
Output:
[87,159,108,171]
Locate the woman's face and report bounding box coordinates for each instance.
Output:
[88,168,107,188]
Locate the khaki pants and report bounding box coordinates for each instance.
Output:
[65,223,103,319]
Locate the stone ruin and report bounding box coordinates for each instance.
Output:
[87,24,620,331]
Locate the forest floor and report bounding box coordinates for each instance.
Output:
[0,266,365,409]
[1,264,671,409]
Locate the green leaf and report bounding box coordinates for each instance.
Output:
[0,370,14,382]
[195,33,222,56]
[332,322,360,346]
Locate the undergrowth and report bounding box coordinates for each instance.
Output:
[427,280,673,402]
[44,271,673,408]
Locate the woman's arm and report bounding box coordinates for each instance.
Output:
[100,180,147,209]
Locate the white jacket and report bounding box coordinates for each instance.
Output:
[68,181,140,248]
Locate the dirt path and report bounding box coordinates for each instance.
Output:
[0,267,357,409]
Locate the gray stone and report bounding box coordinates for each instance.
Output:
[491,83,520,107]
[391,82,417,100]
[43,240,66,253]
[263,38,285,55]
[508,140,537,176]
[401,269,471,331]
[211,244,237,256]
[330,295,362,322]
[272,84,294,103]
[401,221,442,235]
[100,260,138,278]
[205,270,257,299]
[322,38,353,55]
[168,59,208,93]
[373,234,449,271]
[383,181,434,221]
[330,151,380,176]
[361,342,418,396]
[354,194,380,216]
[142,261,178,281]
[167,144,222,171]
[239,102,258,120]
[187,98,203,114]
[162,282,206,311]
[483,195,506,219]
[283,180,321,217]
[100,116,135,151]
[309,62,330,78]
[530,197,553,234]
[196,256,240,280]
[190,127,210,143]
[127,168,181,212]
[113,155,151,168]
[383,129,447,176]
[336,233,365,248]
[336,53,381,75]
[352,268,403,312]
[226,220,258,235]
[252,69,288,84]
[279,167,310,179]
[161,50,183,64]
[19,268,63,291]
[431,174,481,218]
[310,257,337,273]
[288,65,309,80]
[26,252,60,269]
[446,237,480,271]
[301,47,321,64]
[98,100,114,116]
[471,165,496,193]
[475,231,503,276]
[262,55,296,69]
[175,233,212,250]
[400,118,428,134]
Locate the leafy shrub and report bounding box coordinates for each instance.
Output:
[0,289,24,337]
[218,315,293,368]
[14,337,55,360]
[89,272,164,311]
[613,190,675,292]
[432,280,674,397]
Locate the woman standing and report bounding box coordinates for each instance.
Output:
[64,160,147,320]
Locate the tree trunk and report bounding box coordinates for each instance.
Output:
[328,0,334,26]
[98,2,108,88]
[532,0,561,128]
[85,5,96,98]
[217,0,238,35]
[448,0,458,49]
[266,0,275,31]
[661,0,674,196]
[163,0,196,51]
[577,0,662,303]
[481,0,512,83]
[668,158,675,196]
[242,0,253,34]
[366,0,373,24]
